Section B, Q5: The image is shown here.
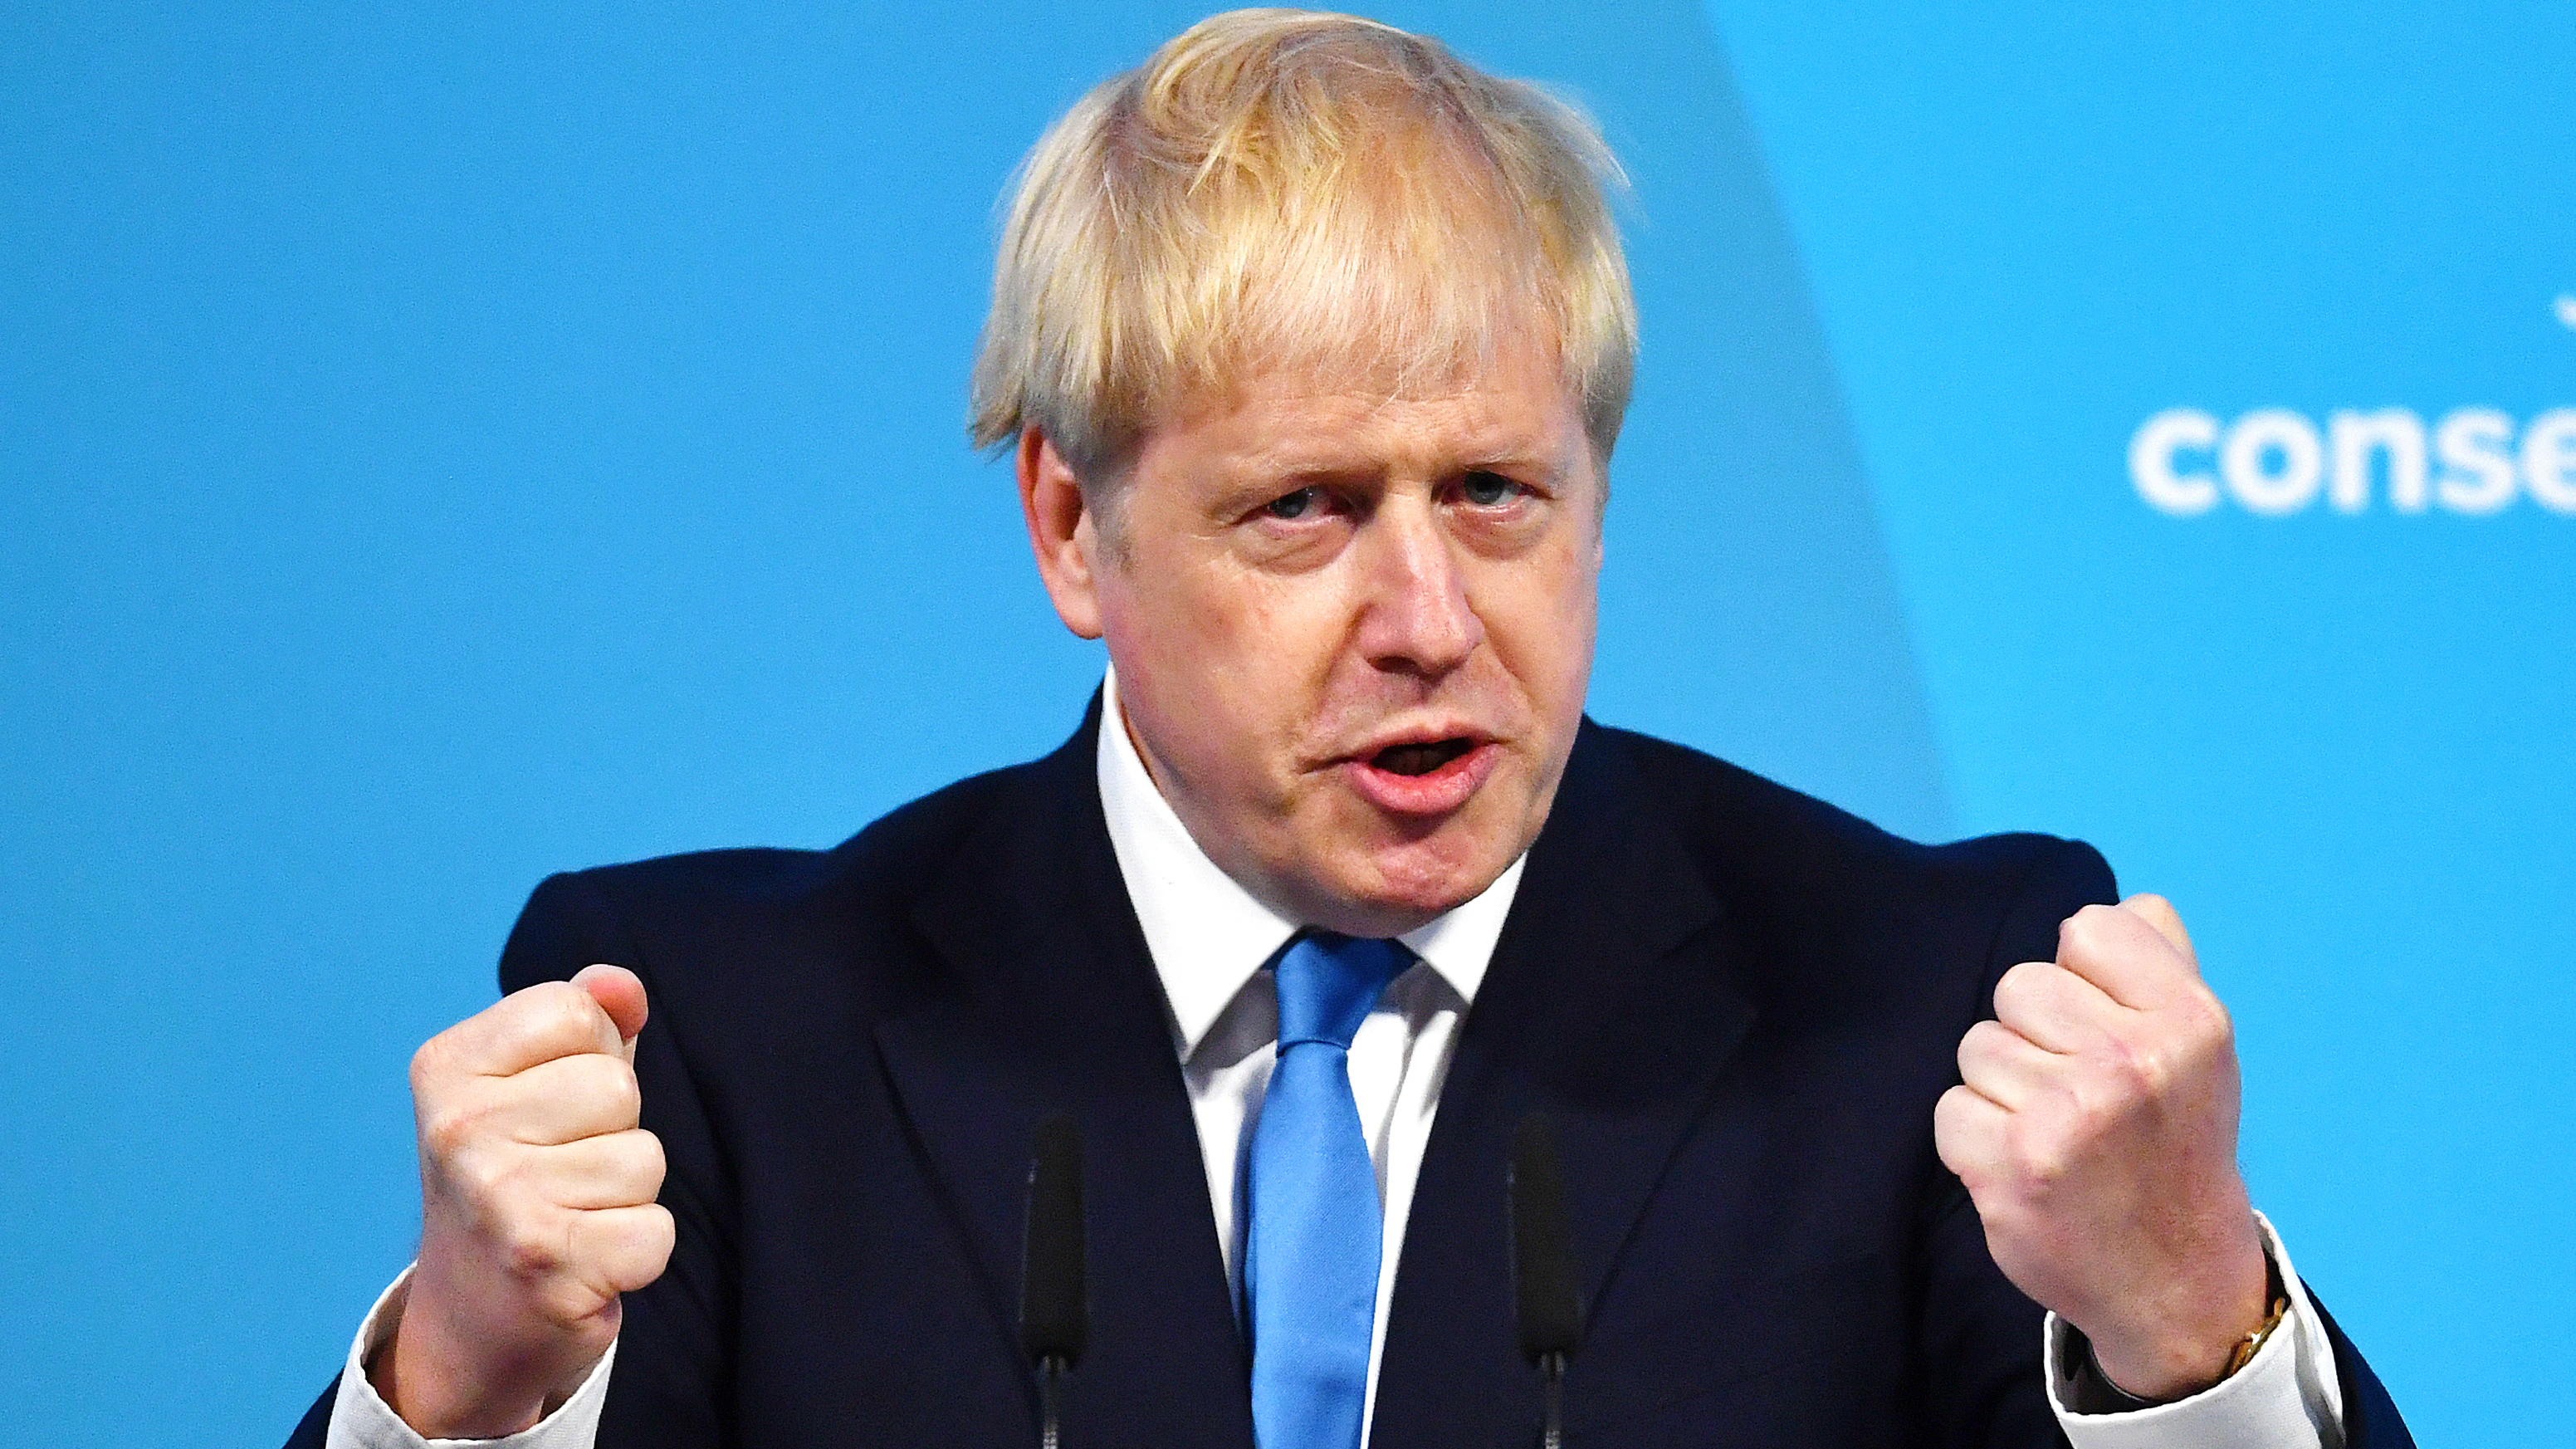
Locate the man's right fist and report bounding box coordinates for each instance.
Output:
[369,964,674,1437]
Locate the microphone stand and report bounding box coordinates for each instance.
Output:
[1037,1354,1067,1449]
[1021,1112,1088,1449]
[1510,1113,1584,1449]
[1538,1349,1566,1449]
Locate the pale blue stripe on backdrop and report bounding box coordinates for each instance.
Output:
[1,2,2563,1442]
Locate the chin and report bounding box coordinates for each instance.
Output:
[1315,840,1512,937]
[1261,768,1551,936]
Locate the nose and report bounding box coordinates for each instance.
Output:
[1352,494,1484,678]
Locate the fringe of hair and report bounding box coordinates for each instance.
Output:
[969,8,1635,478]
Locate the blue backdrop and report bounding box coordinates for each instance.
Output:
[2,2,2565,1441]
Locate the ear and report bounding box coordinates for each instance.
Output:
[1018,427,1105,639]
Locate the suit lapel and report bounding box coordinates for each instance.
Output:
[870,698,1257,1448]
[1371,721,1757,1447]
[864,709,1756,1447]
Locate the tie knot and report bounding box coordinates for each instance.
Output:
[1273,933,1411,1050]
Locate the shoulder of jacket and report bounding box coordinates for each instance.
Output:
[1581,721,2105,908]
[519,750,1068,967]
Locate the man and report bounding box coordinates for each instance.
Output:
[291,11,2409,1447]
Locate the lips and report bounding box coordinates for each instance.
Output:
[1339,732,1498,816]
[1371,738,1477,776]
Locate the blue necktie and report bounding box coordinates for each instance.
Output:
[1246,933,1411,1449]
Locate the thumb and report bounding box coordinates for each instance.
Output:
[571,962,649,1061]
[2117,893,2199,972]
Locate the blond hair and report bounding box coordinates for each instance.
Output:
[968,8,1635,478]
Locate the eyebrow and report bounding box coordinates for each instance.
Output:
[1234,439,1568,487]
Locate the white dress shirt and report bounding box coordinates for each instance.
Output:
[326,672,2345,1448]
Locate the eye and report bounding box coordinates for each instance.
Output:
[1461,470,1518,507]
[1265,487,1323,520]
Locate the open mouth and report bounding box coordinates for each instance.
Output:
[1343,734,1498,815]
[1369,738,1479,776]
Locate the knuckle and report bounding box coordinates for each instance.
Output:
[2055,909,2085,950]
[1992,962,2065,1026]
[565,1054,643,1121]
[2104,1033,2171,1099]
[1932,1089,1997,1182]
[419,1099,481,1161]
[447,1134,496,1191]
[499,982,599,1060]
[531,1275,604,1330]
[498,1214,566,1283]
[1975,1191,2036,1241]
[637,1202,677,1259]
[535,984,602,1045]
[410,1021,477,1090]
[2178,989,2233,1050]
[2111,1031,2156,1083]
[560,1305,621,1355]
[540,1297,597,1333]
[592,1133,663,1203]
[2060,1075,2118,1138]
[2060,903,2116,952]
[607,1061,643,1119]
[604,1207,678,1295]
[643,1210,677,1271]
[408,1036,443,1090]
[2006,1120,2073,1191]
[450,1144,506,1202]
[1957,1020,2009,1075]
[1992,961,2043,1009]
[634,1131,668,1191]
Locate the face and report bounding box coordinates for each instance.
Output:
[1020,338,1603,937]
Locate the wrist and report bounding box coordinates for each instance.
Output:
[374,1272,604,1438]
[2084,1234,2283,1402]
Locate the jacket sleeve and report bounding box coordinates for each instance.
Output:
[1917,835,2118,1449]
[279,870,726,1449]
[2310,1288,2417,1447]
[498,870,741,1449]
[1912,841,2417,1449]
[282,1375,335,1449]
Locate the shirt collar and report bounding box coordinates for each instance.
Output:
[1094,667,1524,1060]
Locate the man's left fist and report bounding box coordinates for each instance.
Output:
[1933,893,2270,1400]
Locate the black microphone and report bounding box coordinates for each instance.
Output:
[1020,1111,1087,1449]
[1508,1112,1583,1449]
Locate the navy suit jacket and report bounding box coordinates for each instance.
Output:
[291,702,2411,1447]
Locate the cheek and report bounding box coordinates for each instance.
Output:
[1102,561,1329,781]
[1480,541,1600,707]
[1196,559,1364,691]
[1103,547,1256,668]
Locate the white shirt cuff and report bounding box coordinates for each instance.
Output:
[2046,1211,2347,1449]
[322,1267,615,1449]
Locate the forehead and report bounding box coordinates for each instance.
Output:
[1143,332,1591,480]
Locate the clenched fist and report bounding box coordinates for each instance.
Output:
[369,964,675,1437]
[1934,895,2270,1401]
